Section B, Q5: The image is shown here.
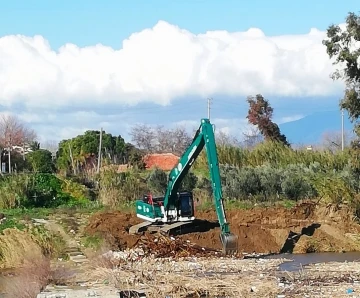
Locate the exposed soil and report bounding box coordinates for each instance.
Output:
[84,201,360,254]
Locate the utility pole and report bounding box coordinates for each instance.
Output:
[8,147,11,174]
[8,133,11,174]
[97,128,103,173]
[207,98,212,120]
[341,108,344,151]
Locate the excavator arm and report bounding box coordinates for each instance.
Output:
[132,118,238,255]
[163,119,230,233]
[162,118,238,253]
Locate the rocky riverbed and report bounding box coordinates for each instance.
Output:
[35,246,360,298]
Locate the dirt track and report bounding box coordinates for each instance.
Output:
[84,201,360,254]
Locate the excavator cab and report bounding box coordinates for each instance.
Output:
[177,191,195,218]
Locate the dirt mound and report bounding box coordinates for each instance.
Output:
[84,201,360,254]
[84,211,142,249]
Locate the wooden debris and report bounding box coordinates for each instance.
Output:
[132,234,224,258]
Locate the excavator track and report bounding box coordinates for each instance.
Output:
[159,221,195,234]
[128,221,153,234]
[129,221,201,235]
[129,219,218,236]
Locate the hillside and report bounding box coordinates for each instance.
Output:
[279,110,354,145]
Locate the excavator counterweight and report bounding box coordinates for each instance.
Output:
[129,118,238,255]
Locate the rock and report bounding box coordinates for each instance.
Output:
[33,218,49,224]
[187,262,201,270]
[86,290,97,296]
[250,286,257,292]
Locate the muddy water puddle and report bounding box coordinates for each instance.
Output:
[266,251,360,271]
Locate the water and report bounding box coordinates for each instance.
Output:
[266,252,360,272]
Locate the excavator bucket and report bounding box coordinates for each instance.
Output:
[220,233,239,255]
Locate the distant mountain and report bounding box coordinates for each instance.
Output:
[278,110,354,145]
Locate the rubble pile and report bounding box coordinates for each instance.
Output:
[132,234,226,258]
[99,234,238,269]
[102,247,146,263]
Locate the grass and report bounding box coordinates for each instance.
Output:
[30,225,67,259]
[82,235,104,251]
[0,202,106,221]
[195,196,299,212]
[1,207,52,220]
[0,218,26,234]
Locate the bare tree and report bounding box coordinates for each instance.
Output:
[215,130,240,147]
[0,114,37,173]
[130,123,192,155]
[129,124,157,153]
[155,125,174,153]
[242,127,263,149]
[0,114,37,147]
[42,139,59,157]
[171,126,192,155]
[320,130,353,152]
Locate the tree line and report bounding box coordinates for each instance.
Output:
[0,11,360,212]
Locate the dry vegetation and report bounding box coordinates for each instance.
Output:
[0,229,43,269]
[1,255,75,298]
[86,252,285,298]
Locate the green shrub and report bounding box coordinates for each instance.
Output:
[60,177,92,201]
[179,171,198,192]
[27,149,55,173]
[26,174,72,208]
[147,168,167,195]
[256,164,282,201]
[0,173,92,209]
[0,174,32,208]
[98,168,146,207]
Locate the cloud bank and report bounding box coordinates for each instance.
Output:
[0,21,343,110]
[0,21,347,143]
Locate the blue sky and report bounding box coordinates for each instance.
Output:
[1,0,358,49]
[0,0,356,145]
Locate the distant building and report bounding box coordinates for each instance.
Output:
[143,153,180,171]
[11,145,33,155]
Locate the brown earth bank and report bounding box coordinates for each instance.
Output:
[84,201,360,254]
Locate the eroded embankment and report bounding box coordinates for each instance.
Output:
[84,201,360,254]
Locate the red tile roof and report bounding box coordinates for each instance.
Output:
[143,153,179,171]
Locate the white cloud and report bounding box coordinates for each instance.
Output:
[0,21,345,110]
[277,114,305,124]
[0,21,351,144]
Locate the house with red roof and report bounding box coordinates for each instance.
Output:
[143,153,179,171]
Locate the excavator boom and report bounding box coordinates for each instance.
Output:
[131,118,238,255]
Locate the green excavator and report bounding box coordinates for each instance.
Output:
[129,118,238,255]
